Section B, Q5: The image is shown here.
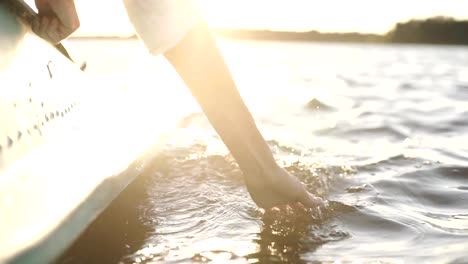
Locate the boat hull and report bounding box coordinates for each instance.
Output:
[0,2,163,263]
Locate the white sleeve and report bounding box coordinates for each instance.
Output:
[122,0,200,56]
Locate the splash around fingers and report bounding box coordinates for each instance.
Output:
[299,192,324,208]
[262,199,329,226]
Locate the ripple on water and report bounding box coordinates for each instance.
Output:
[58,142,468,264]
[56,40,468,264]
[113,146,358,264]
[56,117,468,264]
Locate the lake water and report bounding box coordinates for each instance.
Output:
[60,39,468,263]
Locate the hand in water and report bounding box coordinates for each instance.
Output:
[163,22,323,210]
[245,166,323,209]
[33,0,80,44]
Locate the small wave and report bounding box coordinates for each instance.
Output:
[399,82,419,90]
[355,154,420,171]
[305,98,335,111]
[346,183,371,193]
[337,74,375,88]
[315,124,408,141]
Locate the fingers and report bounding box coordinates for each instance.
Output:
[32,16,69,44]
[32,16,49,40]
[298,191,323,208]
[49,0,80,32]
[46,17,61,44]
[32,16,58,44]
[33,0,80,43]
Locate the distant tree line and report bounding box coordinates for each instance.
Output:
[213,29,383,43]
[75,17,468,45]
[386,17,468,45]
[213,17,468,45]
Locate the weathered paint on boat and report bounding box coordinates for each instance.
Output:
[0,2,163,263]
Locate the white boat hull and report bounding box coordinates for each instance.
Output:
[0,2,165,263]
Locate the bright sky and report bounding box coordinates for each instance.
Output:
[36,0,468,36]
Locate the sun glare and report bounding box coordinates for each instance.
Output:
[25,0,466,37]
[198,0,468,33]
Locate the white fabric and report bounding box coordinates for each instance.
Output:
[123,0,200,55]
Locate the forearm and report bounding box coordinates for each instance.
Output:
[164,21,279,177]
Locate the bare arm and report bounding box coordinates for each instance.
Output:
[164,21,322,209]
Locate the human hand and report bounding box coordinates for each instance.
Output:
[244,166,323,209]
[33,0,80,44]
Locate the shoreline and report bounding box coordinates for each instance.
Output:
[71,17,468,46]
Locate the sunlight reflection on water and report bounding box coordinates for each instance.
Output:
[61,39,468,263]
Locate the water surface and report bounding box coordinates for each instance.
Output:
[61,39,468,263]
